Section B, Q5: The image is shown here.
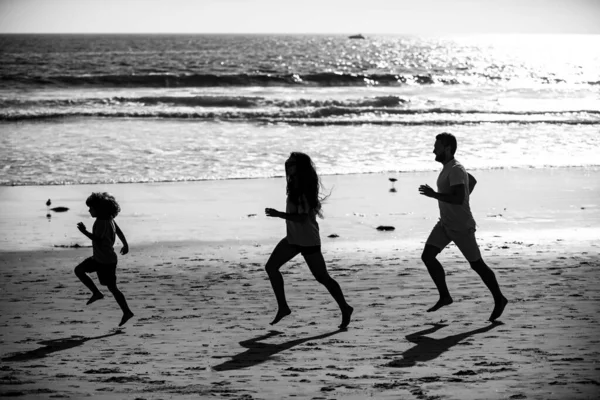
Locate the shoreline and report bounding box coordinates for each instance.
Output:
[1,164,599,188]
[1,166,599,252]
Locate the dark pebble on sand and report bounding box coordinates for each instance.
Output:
[376,226,395,231]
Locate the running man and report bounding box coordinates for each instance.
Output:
[418,133,508,322]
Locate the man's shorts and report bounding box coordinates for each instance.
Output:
[425,221,482,262]
[77,257,117,286]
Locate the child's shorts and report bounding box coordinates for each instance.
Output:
[77,257,117,286]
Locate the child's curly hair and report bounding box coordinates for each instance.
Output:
[86,192,121,219]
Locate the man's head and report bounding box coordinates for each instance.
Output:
[433,132,457,163]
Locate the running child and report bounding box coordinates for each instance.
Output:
[74,192,134,327]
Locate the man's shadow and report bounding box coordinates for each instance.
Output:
[385,322,502,368]
[212,329,343,371]
[2,330,124,362]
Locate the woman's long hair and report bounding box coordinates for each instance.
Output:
[286,152,328,218]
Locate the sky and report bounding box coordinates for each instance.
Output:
[0,0,599,34]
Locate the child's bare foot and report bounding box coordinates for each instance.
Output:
[427,296,453,312]
[86,292,104,305]
[269,307,291,325]
[119,311,134,327]
[489,296,508,322]
[339,305,354,329]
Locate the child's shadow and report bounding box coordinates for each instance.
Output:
[212,329,343,371]
[385,322,503,368]
[2,330,124,362]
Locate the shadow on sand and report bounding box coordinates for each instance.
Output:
[212,329,343,371]
[2,330,124,362]
[385,322,503,368]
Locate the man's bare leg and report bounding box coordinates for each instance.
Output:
[469,259,508,321]
[422,245,453,312]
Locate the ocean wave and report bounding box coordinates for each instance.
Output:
[4,72,595,88]
[4,95,600,114]
[1,106,599,125]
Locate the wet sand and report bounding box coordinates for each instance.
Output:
[1,168,599,399]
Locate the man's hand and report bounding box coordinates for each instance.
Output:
[418,184,436,198]
[76,222,87,233]
[265,208,280,218]
[120,244,129,255]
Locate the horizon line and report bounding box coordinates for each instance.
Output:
[1,31,599,35]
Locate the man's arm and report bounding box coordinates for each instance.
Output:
[468,173,477,194]
[114,222,129,255]
[418,184,466,205]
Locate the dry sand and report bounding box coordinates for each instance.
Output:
[1,168,599,399]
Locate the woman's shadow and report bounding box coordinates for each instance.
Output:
[385,322,502,368]
[2,330,124,362]
[212,329,343,371]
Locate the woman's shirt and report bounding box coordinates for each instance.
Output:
[92,218,118,264]
[286,195,321,246]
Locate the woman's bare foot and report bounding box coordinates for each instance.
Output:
[269,307,291,325]
[86,292,104,305]
[119,311,134,327]
[489,296,508,322]
[427,296,453,312]
[339,305,354,329]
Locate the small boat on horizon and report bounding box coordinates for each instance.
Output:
[348,34,365,39]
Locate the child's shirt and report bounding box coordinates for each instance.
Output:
[92,218,117,264]
[286,195,321,247]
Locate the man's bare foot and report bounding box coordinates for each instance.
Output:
[489,296,508,322]
[339,305,354,329]
[86,292,104,305]
[427,296,453,312]
[269,307,291,325]
[119,311,134,327]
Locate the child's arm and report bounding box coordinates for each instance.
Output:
[77,222,101,242]
[114,222,129,255]
[265,208,309,223]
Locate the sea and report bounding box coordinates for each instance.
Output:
[1,33,599,186]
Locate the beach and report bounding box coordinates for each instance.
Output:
[1,168,599,399]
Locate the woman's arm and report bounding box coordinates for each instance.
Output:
[265,208,309,223]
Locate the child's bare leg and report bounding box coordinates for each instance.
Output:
[265,239,299,325]
[106,283,134,326]
[74,264,104,305]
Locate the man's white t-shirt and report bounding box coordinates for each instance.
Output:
[436,158,476,231]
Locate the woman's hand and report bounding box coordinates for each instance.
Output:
[120,244,129,255]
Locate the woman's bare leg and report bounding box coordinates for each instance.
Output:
[304,251,353,329]
[265,238,300,325]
